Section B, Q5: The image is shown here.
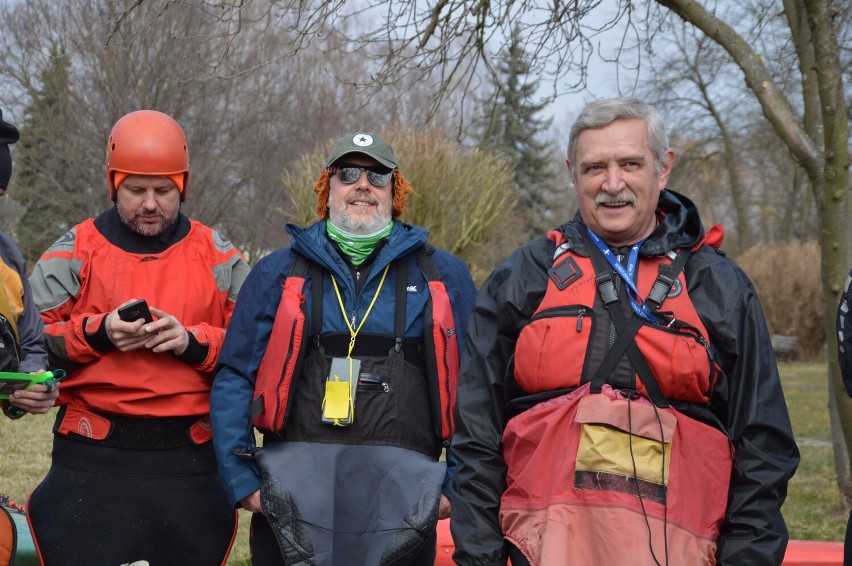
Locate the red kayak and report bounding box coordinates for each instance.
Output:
[434,520,844,565]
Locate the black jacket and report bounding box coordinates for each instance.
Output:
[450,189,800,566]
[836,270,852,397]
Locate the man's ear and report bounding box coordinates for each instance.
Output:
[658,149,676,188]
[566,158,576,183]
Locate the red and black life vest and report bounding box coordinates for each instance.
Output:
[502,225,733,563]
[513,226,725,404]
[250,246,460,442]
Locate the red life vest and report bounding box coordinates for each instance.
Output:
[502,225,733,564]
[513,226,725,404]
[251,247,460,441]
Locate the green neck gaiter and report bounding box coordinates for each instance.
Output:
[326,220,393,265]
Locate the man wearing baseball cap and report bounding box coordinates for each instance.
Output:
[211,132,477,565]
[0,109,53,418]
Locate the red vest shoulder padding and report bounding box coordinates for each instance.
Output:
[252,276,307,433]
[425,279,459,440]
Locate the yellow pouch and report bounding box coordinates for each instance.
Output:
[321,357,359,426]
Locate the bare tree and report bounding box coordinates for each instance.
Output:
[0,0,462,263]
[652,0,851,500]
[640,23,758,253]
[741,119,818,245]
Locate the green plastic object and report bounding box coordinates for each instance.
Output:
[0,370,67,400]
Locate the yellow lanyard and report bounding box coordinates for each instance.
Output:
[330,264,390,358]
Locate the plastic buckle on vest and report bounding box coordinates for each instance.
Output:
[232,447,261,460]
[647,274,674,310]
[595,273,619,305]
[394,336,403,354]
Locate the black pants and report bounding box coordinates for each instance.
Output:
[28,435,237,566]
[250,512,438,566]
[508,542,532,566]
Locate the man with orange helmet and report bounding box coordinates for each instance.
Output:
[26,110,250,565]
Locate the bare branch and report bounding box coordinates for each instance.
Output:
[657,0,823,177]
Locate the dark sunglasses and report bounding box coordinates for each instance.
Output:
[329,163,394,187]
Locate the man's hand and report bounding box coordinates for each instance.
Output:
[241,490,263,514]
[9,370,59,414]
[143,307,190,355]
[438,494,451,520]
[106,300,189,355]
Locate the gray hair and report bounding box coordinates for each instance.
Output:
[567,97,669,183]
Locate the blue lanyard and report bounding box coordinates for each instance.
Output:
[586,228,658,325]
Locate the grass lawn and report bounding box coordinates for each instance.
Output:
[0,361,845,564]
[779,361,848,542]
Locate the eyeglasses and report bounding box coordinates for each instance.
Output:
[329,163,394,187]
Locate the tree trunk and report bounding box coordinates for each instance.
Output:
[657,0,851,494]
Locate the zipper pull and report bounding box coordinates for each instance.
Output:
[576,308,586,332]
[698,335,714,355]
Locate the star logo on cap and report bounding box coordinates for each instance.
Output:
[352,134,373,147]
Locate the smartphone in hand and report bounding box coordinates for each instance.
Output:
[117,299,153,324]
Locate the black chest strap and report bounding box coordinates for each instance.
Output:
[585,236,692,408]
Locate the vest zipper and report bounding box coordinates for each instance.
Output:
[698,334,719,397]
[441,328,454,434]
[531,306,591,322]
[358,373,391,393]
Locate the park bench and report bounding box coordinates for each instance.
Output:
[771,334,799,362]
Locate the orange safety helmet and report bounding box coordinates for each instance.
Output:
[104,110,190,201]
